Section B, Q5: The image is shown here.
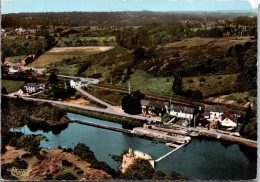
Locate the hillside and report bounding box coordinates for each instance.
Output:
[67,36,256,98]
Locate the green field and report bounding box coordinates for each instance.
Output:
[28,46,114,68]
[116,70,175,96]
[1,80,25,93]
[5,55,27,63]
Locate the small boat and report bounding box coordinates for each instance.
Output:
[166,143,180,148]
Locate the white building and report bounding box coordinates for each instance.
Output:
[70,78,82,88]
[24,83,40,94]
[204,104,226,121]
[169,106,195,120]
[8,64,21,74]
[220,112,237,128]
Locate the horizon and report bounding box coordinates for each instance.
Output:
[1,0,257,15]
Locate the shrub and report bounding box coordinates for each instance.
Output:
[62,160,73,167]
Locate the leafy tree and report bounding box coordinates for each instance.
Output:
[2,87,7,94]
[123,159,155,180]
[48,72,58,84]
[121,91,144,115]
[172,73,182,94]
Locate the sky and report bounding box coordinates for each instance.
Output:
[1,0,258,14]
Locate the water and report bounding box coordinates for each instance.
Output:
[11,113,257,180]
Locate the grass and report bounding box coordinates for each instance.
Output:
[116,70,175,96]
[1,79,25,93]
[84,87,126,106]
[5,55,27,63]
[55,46,129,77]
[57,64,80,76]
[28,46,114,68]
[182,74,239,98]
[62,106,145,128]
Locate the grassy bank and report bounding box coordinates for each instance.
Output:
[62,106,145,128]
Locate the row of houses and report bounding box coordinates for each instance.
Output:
[141,100,239,129]
[1,28,37,37]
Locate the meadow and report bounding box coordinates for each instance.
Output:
[1,79,25,93]
[5,55,27,64]
[28,46,114,68]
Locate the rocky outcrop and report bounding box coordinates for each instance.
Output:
[29,153,64,178]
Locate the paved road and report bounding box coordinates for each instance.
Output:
[76,86,112,108]
[5,94,257,145]
[57,75,99,84]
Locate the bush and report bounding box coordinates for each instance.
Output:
[21,153,33,158]
[123,159,154,180]
[62,160,73,167]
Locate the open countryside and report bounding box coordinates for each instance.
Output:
[1,9,257,181]
[28,46,114,67]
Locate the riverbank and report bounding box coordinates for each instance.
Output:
[62,106,145,128]
[199,132,257,148]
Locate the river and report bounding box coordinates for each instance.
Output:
[11,113,257,180]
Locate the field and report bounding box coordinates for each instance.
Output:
[208,92,257,109]
[5,55,26,63]
[28,46,114,68]
[116,70,175,96]
[84,87,126,106]
[182,74,239,97]
[55,36,116,42]
[1,79,25,93]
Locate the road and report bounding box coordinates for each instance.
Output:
[76,86,112,108]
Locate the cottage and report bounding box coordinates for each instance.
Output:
[24,83,40,94]
[8,64,21,74]
[70,78,81,88]
[220,112,237,128]
[204,104,226,121]
[141,100,166,117]
[169,106,195,120]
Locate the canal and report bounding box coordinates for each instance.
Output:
[11,113,257,180]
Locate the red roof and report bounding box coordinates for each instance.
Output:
[222,112,237,123]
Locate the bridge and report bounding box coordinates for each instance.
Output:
[155,143,188,163]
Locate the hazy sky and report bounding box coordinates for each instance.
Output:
[1,0,257,14]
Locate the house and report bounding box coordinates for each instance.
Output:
[220,112,237,128]
[204,104,226,121]
[169,106,195,120]
[24,83,40,94]
[8,64,21,74]
[70,78,81,88]
[141,100,166,117]
[18,89,24,94]
[121,148,154,173]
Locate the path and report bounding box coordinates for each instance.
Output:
[155,143,187,163]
